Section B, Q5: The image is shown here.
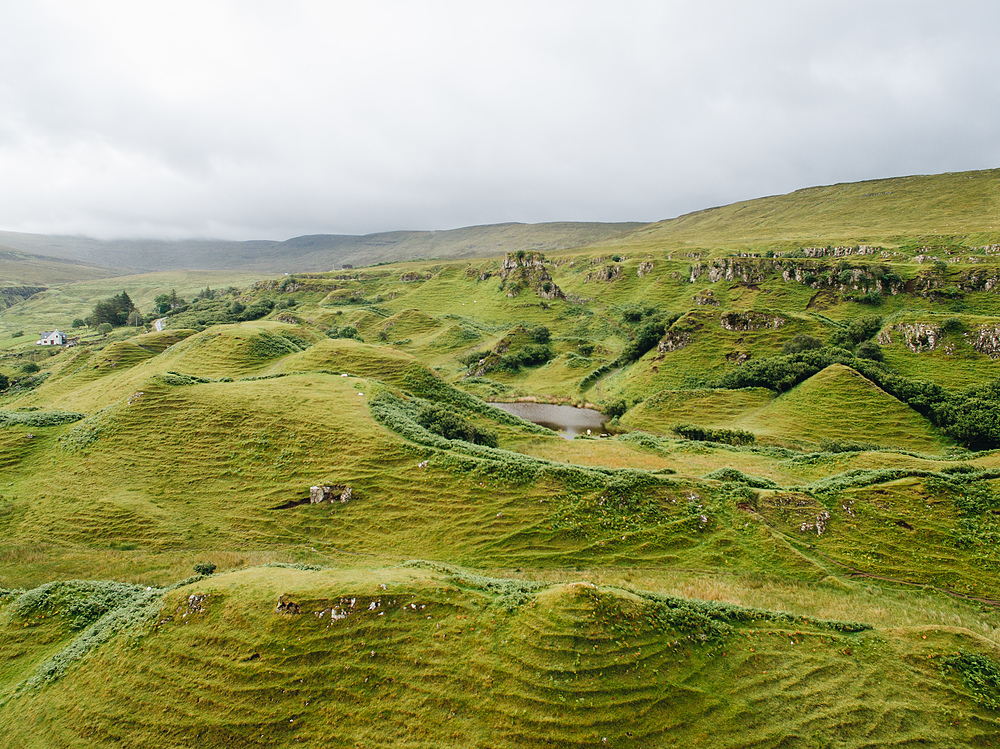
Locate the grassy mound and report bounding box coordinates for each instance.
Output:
[739,364,949,452]
[129,328,197,353]
[150,322,319,378]
[278,338,418,380]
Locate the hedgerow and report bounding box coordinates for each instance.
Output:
[674,423,755,446]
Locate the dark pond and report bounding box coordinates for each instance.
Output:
[488,402,608,440]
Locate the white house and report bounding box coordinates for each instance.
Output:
[36,329,66,346]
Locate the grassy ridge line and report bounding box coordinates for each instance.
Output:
[594,168,1000,253]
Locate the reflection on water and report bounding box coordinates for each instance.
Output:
[488,402,608,440]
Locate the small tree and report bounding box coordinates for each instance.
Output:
[193,561,217,576]
[72,318,85,329]
[97,322,113,336]
[127,310,143,328]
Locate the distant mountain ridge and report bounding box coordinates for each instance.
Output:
[2,167,998,277]
[0,221,647,274]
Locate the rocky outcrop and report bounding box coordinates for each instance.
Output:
[310,485,353,504]
[585,264,623,283]
[800,245,879,258]
[466,267,492,281]
[877,323,941,352]
[720,311,786,331]
[693,290,719,306]
[637,261,654,277]
[969,325,1000,358]
[498,251,563,299]
[688,257,904,296]
[657,330,691,353]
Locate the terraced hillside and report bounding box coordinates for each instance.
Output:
[3,169,1000,747]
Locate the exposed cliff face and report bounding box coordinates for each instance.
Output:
[878,323,942,352]
[498,252,563,299]
[968,325,1000,358]
[687,257,905,296]
[877,322,1000,358]
[799,245,880,258]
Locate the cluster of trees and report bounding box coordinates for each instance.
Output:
[88,291,141,328]
[327,325,362,341]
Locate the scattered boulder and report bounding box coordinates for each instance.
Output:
[637,261,654,277]
[310,485,353,504]
[276,594,300,615]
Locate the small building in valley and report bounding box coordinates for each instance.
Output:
[36,329,66,346]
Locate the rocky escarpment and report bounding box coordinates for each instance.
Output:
[498,251,563,299]
[799,245,880,258]
[0,285,46,310]
[878,323,943,353]
[878,322,1000,358]
[688,257,905,296]
[968,325,1000,358]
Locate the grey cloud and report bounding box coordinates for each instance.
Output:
[0,1,997,240]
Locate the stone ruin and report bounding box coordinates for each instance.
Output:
[310,485,353,504]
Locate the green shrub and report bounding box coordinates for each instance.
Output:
[831,315,883,346]
[416,403,499,447]
[674,423,755,447]
[704,468,777,489]
[943,652,1000,709]
[782,335,823,354]
[855,341,883,361]
[193,562,217,575]
[327,325,362,341]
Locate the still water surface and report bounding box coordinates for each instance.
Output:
[488,402,607,440]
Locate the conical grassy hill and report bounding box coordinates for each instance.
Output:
[738,363,950,452]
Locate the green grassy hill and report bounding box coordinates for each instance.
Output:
[598,168,1000,255]
[4,169,1000,746]
[736,363,950,451]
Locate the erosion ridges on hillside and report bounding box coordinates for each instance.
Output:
[2,566,998,747]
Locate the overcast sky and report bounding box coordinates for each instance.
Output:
[0,1,997,240]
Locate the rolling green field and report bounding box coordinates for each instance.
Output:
[3,169,1000,747]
